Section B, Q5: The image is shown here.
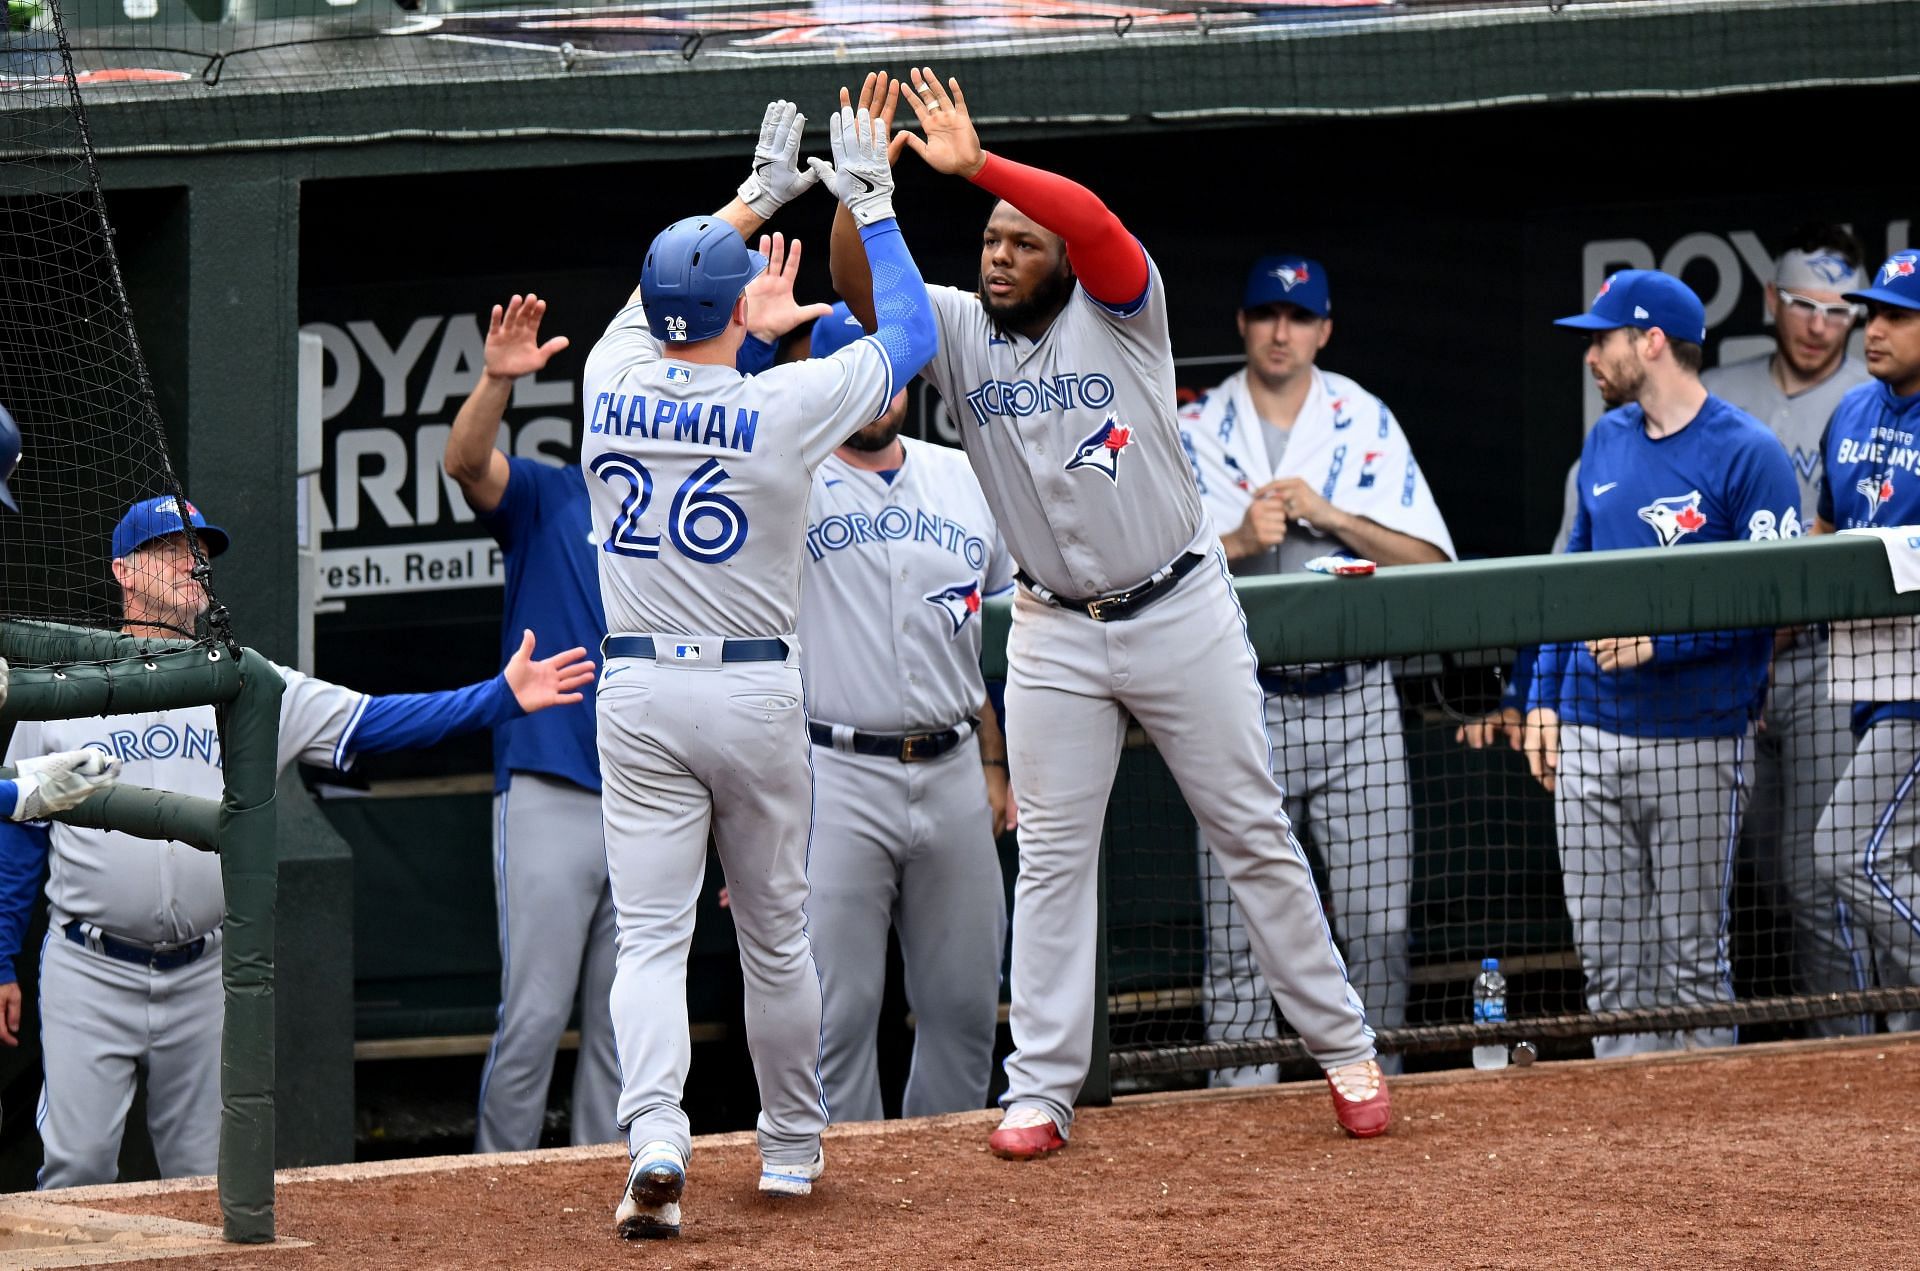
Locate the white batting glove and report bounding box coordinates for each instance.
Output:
[810,103,895,227]
[13,749,122,821]
[736,100,821,219]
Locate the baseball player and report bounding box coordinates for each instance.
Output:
[829,69,1388,1158]
[1701,225,1873,1036]
[800,301,1015,1123]
[0,402,124,827]
[0,493,594,1187]
[1523,271,1800,1058]
[1810,249,1920,1027]
[584,100,936,1239]
[1179,256,1455,1085]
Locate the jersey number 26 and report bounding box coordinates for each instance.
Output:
[589,453,748,565]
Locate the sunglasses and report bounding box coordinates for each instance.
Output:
[1777,289,1864,323]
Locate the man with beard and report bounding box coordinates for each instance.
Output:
[1177,257,1455,1086]
[796,301,1015,1122]
[1522,270,1799,1057]
[1701,226,1872,1035]
[829,70,1388,1158]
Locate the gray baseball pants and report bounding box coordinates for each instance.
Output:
[596,649,827,1167]
[1198,660,1411,1085]
[1556,725,1749,1058]
[35,922,223,1188]
[1814,716,1920,1031]
[806,740,1006,1122]
[1001,555,1374,1135]
[475,772,621,1152]
[1750,640,1869,1036]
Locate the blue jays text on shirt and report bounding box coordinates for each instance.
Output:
[1832,427,1920,479]
[586,391,760,452]
[806,505,990,572]
[962,373,1116,428]
[81,723,221,768]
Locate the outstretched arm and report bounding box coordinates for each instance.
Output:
[446,294,570,515]
[898,66,1147,308]
[348,630,594,757]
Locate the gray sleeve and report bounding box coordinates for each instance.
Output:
[778,339,900,470]
[1079,251,1170,358]
[919,285,979,404]
[3,722,41,767]
[272,664,370,772]
[585,299,663,386]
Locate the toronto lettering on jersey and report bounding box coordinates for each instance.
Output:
[585,391,760,454]
[805,507,990,571]
[82,722,221,768]
[961,373,1115,428]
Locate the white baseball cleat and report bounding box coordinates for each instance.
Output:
[757,1146,825,1197]
[615,1140,686,1240]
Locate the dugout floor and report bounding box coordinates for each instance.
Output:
[7,1034,1916,1270]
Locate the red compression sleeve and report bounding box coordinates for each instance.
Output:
[969,153,1149,309]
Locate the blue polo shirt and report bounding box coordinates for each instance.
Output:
[478,457,606,793]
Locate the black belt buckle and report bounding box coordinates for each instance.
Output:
[899,732,941,762]
[1085,594,1127,622]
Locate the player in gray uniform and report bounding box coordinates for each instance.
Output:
[0,494,593,1187]
[832,69,1388,1157]
[800,302,1015,1122]
[1700,227,1873,1036]
[1179,257,1455,1085]
[583,100,937,1239]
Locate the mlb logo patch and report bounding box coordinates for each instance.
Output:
[671,643,703,661]
[667,365,692,384]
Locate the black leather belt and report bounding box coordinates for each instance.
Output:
[808,719,976,763]
[602,635,790,663]
[1256,661,1381,698]
[65,919,211,972]
[1017,551,1205,623]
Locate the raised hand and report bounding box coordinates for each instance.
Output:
[818,98,896,227]
[744,233,833,345]
[899,65,984,179]
[484,294,570,382]
[502,628,596,713]
[737,99,821,219]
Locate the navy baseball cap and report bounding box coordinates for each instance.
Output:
[639,216,769,345]
[111,494,229,560]
[0,403,19,513]
[810,302,871,359]
[1554,269,1707,343]
[1242,255,1330,317]
[1845,250,1920,312]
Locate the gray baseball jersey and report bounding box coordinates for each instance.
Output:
[798,438,1015,732]
[582,298,898,639]
[1701,354,1869,517]
[920,263,1209,597]
[581,298,899,1173]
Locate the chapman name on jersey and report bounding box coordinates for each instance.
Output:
[586,390,762,454]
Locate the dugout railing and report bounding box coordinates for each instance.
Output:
[0,622,281,1244]
[984,533,1920,1089]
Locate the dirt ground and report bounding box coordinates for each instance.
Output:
[71,1037,1920,1270]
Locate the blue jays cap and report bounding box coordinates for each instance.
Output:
[1554,269,1707,343]
[1845,251,1920,312]
[1242,255,1330,317]
[810,302,871,359]
[639,216,769,345]
[0,403,19,513]
[111,494,229,561]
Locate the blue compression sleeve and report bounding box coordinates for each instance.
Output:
[0,782,13,817]
[858,218,937,388]
[736,333,777,376]
[0,820,51,985]
[349,675,524,759]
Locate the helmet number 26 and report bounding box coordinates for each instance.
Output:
[590,453,749,565]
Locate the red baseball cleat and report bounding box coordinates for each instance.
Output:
[988,1107,1066,1160]
[1326,1058,1392,1138]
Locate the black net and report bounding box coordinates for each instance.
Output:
[0,0,218,647]
[1107,618,1920,1086]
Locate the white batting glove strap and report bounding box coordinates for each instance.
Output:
[14,749,122,821]
[736,99,820,219]
[826,104,896,227]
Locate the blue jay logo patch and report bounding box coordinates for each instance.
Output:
[1064,413,1134,484]
[924,579,983,637]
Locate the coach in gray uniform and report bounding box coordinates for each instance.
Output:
[1702,226,1872,1035]
[833,70,1387,1157]
[800,303,1015,1121]
[1180,257,1456,1084]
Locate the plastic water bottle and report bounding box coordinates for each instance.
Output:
[1472,957,1508,1070]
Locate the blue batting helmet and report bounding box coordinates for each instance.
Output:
[639,217,768,345]
[0,403,20,513]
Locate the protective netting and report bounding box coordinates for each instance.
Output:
[1108,615,1920,1083]
[0,1,217,646]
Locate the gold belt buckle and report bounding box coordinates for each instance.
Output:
[900,733,937,762]
[1085,595,1123,622]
